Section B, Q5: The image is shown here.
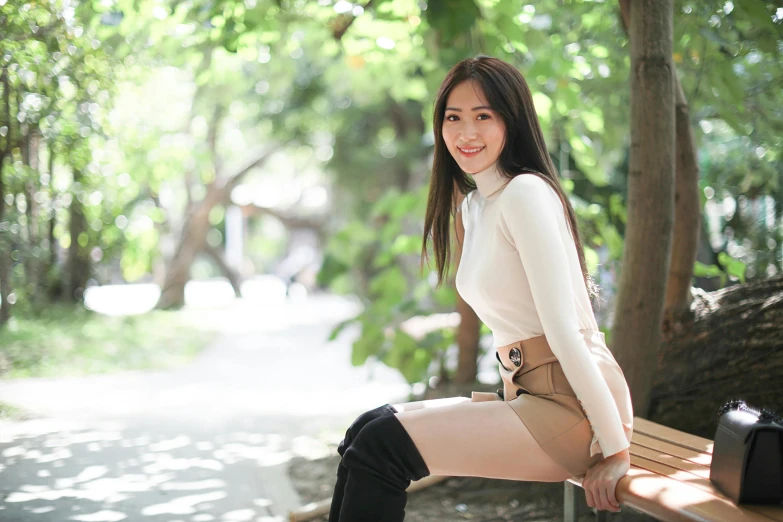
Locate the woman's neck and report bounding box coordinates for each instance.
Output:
[471,162,509,199]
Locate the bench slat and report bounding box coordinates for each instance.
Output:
[566,418,783,522]
[632,433,713,467]
[631,444,711,480]
[630,455,783,522]
[632,418,782,522]
[569,468,775,522]
[633,418,714,455]
[630,454,719,495]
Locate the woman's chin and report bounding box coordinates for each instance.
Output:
[463,162,492,175]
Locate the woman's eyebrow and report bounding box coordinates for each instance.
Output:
[445,105,493,111]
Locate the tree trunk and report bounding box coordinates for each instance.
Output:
[23,130,41,302]
[612,0,675,418]
[67,169,90,302]
[664,78,701,315]
[156,188,218,309]
[45,141,60,299]
[0,67,12,325]
[452,188,481,384]
[156,147,276,309]
[203,243,242,297]
[649,275,783,438]
[454,293,480,384]
[619,0,702,319]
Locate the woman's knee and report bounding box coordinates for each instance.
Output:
[342,414,429,483]
[338,403,398,456]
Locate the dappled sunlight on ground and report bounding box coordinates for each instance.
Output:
[0,416,339,521]
[0,292,415,520]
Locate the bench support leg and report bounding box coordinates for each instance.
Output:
[564,482,578,522]
[596,509,612,522]
[564,482,613,522]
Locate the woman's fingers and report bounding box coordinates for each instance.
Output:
[599,485,621,512]
[584,487,595,509]
[607,483,620,509]
[584,474,622,512]
[583,452,628,513]
[599,487,612,511]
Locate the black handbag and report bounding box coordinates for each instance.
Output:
[709,400,783,504]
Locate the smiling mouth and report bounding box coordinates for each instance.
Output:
[458,146,485,155]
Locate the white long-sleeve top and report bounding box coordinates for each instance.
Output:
[455,164,632,458]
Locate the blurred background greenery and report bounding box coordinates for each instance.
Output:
[0,0,780,387]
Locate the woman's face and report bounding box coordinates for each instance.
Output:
[442,80,506,174]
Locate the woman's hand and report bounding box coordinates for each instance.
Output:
[582,448,630,512]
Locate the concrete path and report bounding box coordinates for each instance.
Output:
[0,294,412,522]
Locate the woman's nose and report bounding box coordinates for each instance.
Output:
[459,122,479,140]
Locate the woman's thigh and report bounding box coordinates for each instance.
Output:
[393,398,572,482]
[392,396,472,413]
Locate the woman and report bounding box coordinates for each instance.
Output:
[328,55,634,522]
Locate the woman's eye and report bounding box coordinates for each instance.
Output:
[446,114,459,121]
[477,113,490,120]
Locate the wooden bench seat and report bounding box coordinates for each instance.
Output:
[565,417,783,522]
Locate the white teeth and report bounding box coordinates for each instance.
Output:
[460,147,484,153]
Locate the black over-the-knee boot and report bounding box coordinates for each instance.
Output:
[338,413,430,522]
[328,404,398,522]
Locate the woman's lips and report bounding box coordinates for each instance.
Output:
[458,146,485,158]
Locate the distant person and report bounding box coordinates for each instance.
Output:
[328,55,634,521]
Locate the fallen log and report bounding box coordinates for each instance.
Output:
[649,274,783,437]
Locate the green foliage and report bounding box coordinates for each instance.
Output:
[320,184,459,384]
[425,0,481,42]
[0,305,216,378]
[717,251,747,284]
[693,260,726,285]
[0,401,28,421]
[3,0,781,386]
[0,0,119,309]
[311,0,783,384]
[694,252,748,287]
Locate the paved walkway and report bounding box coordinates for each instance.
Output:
[0,294,412,522]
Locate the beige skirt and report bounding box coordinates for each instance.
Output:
[471,329,634,478]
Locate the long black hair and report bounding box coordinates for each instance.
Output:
[421,54,598,298]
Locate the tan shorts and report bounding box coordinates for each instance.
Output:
[471,329,633,478]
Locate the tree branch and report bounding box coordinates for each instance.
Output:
[202,243,242,296]
[330,0,374,40]
[207,103,223,182]
[237,202,325,232]
[219,144,283,197]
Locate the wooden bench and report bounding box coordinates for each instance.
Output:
[564,417,783,522]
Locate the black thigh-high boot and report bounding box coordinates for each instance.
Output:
[338,414,430,522]
[328,404,398,522]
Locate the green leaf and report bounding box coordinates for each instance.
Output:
[369,266,408,304]
[735,1,777,32]
[584,246,599,275]
[328,317,358,342]
[383,329,417,370]
[604,225,624,260]
[389,234,420,256]
[432,282,456,308]
[699,27,733,49]
[351,323,384,367]
[425,0,481,41]
[693,260,724,279]
[718,252,746,283]
[716,65,745,106]
[719,109,746,135]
